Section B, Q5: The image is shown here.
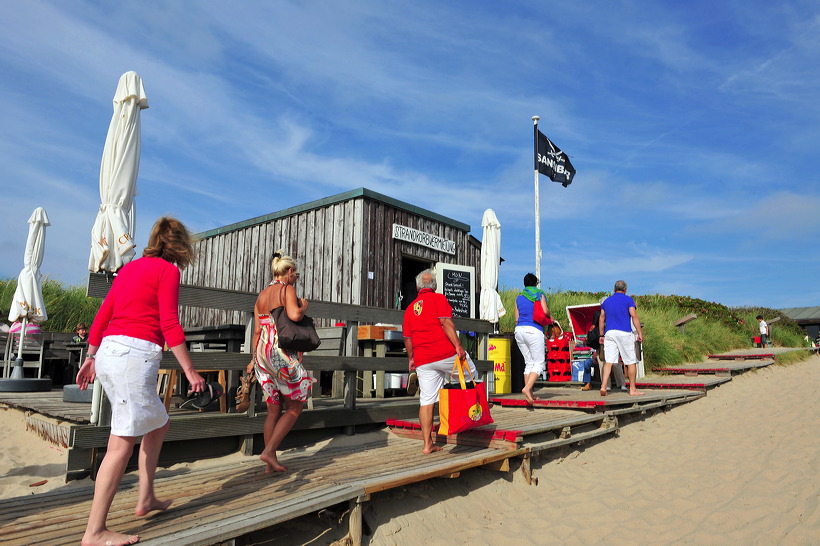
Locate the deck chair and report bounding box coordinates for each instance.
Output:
[3,332,45,378]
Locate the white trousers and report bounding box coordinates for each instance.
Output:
[514,325,546,376]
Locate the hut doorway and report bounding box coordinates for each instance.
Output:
[400,256,433,310]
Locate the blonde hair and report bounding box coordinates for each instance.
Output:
[271,250,298,277]
[142,217,196,269]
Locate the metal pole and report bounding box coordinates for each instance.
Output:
[532,116,541,286]
[10,317,28,379]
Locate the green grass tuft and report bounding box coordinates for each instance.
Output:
[1,278,102,332]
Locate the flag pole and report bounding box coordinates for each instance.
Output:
[532,115,541,287]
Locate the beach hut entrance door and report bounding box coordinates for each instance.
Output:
[399,256,432,309]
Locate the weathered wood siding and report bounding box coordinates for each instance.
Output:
[358,199,481,308]
[179,191,480,327]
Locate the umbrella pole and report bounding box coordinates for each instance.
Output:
[10,317,28,379]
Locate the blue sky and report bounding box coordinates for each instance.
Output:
[2,1,819,310]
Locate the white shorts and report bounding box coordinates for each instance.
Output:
[95,335,169,437]
[416,354,479,406]
[603,330,638,366]
[514,325,546,376]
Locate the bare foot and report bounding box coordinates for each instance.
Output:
[521,387,536,405]
[134,497,172,517]
[629,390,645,396]
[422,445,443,454]
[260,452,288,473]
[600,389,608,397]
[81,529,140,545]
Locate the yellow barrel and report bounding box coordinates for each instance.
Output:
[488,336,512,394]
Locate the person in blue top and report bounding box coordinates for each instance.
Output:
[514,273,551,405]
[598,280,644,397]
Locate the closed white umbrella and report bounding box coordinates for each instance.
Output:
[479,209,506,324]
[88,71,148,272]
[8,207,50,379]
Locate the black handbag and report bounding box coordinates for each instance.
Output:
[271,284,321,352]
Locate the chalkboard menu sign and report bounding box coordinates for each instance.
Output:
[436,264,475,319]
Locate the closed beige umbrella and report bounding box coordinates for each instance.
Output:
[88,71,148,272]
[479,209,506,325]
[4,207,50,386]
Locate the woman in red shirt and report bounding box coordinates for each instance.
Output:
[77,217,205,546]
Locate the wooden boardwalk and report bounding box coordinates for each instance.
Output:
[654,358,774,376]
[635,373,732,390]
[1,348,803,544]
[0,390,91,423]
[0,407,602,545]
[490,384,706,412]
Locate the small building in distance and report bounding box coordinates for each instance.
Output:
[781,306,820,339]
[180,188,483,327]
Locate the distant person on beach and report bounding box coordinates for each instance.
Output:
[249,251,316,473]
[76,217,206,546]
[514,273,550,404]
[756,315,769,348]
[403,269,478,454]
[73,322,89,343]
[598,280,644,397]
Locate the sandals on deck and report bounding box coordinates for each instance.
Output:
[181,382,224,410]
[406,372,419,396]
[235,371,256,413]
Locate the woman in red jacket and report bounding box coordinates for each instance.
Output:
[77,217,205,546]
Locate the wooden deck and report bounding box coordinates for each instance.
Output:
[0,389,92,423]
[654,358,774,376]
[2,348,802,544]
[490,385,706,411]
[635,374,732,390]
[0,406,604,545]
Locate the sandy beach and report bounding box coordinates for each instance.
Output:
[1,357,818,544]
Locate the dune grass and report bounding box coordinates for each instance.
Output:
[0,278,102,333]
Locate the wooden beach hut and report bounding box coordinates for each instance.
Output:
[180,187,484,327]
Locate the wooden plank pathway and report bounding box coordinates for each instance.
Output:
[387,406,619,450]
[654,358,774,375]
[706,352,774,360]
[635,374,732,390]
[490,385,706,411]
[0,421,518,545]
[0,390,91,423]
[6,347,798,543]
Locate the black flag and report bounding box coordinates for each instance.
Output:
[535,130,576,187]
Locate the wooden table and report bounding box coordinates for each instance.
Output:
[359,338,406,398]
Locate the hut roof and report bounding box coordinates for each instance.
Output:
[196,187,471,238]
[781,306,820,323]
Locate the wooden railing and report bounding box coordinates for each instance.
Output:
[73,273,496,471]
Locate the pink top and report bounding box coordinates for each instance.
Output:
[89,257,186,348]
